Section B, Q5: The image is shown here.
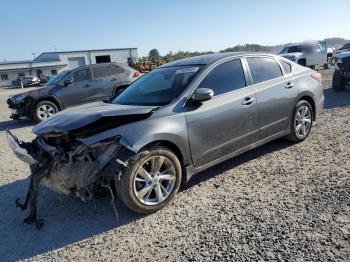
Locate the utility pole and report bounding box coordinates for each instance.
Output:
[52,40,57,51]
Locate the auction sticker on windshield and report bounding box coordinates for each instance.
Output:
[175,67,199,74]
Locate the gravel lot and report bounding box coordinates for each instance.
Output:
[0,69,349,261]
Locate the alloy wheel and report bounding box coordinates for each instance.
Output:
[295,105,312,138]
[37,104,56,120]
[133,155,177,206]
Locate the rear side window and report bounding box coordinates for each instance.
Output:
[246,57,283,84]
[198,59,246,96]
[281,60,292,74]
[92,65,110,78]
[109,65,124,75]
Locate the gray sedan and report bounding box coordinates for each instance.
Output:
[7,52,324,226]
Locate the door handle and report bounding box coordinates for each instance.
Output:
[285,82,294,89]
[83,84,90,88]
[111,78,117,81]
[241,97,255,105]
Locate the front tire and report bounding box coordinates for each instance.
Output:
[33,101,59,122]
[285,100,313,143]
[332,70,346,92]
[115,146,182,214]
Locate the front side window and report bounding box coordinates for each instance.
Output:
[92,65,109,78]
[197,59,246,96]
[67,68,90,83]
[247,57,283,84]
[113,65,202,106]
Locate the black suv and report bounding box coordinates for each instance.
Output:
[7,63,141,122]
[333,53,350,91]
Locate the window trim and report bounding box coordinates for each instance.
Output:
[278,58,294,76]
[63,67,91,84]
[185,57,250,104]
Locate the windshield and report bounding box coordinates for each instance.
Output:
[280,45,303,54]
[45,70,70,85]
[113,65,203,106]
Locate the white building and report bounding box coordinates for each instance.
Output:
[0,48,138,86]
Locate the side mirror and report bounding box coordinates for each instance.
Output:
[102,97,111,103]
[63,79,73,87]
[192,88,214,102]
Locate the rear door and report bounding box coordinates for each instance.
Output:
[245,56,298,139]
[88,65,115,101]
[186,58,259,167]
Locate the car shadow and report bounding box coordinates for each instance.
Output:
[0,138,294,261]
[0,119,34,132]
[0,178,144,261]
[323,87,350,109]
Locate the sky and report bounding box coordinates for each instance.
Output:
[0,0,349,61]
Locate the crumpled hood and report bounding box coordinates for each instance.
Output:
[33,101,156,135]
[14,85,54,97]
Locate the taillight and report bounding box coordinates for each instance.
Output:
[311,72,322,83]
[133,71,142,78]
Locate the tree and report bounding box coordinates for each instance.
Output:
[149,49,160,60]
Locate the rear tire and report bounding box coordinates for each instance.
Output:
[115,146,182,214]
[323,63,329,70]
[332,70,346,92]
[285,100,313,143]
[33,101,59,123]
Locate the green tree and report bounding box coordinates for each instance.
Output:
[149,49,160,60]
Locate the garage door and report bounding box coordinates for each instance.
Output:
[68,57,86,69]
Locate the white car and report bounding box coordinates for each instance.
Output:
[279,41,328,69]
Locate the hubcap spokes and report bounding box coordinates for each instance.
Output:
[295,106,311,137]
[133,156,176,205]
[38,105,55,120]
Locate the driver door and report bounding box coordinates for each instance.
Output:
[185,59,259,167]
[56,68,94,108]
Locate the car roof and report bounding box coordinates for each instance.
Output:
[159,52,274,67]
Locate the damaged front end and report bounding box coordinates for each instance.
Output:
[7,103,156,228]
[6,130,130,229]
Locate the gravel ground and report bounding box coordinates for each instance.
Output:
[0,69,349,261]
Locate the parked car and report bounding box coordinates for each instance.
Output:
[336,43,350,54]
[7,52,324,227]
[11,76,41,88]
[279,41,328,69]
[333,51,350,91]
[7,63,141,122]
[39,74,50,84]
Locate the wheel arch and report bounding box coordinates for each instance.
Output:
[139,140,187,185]
[297,95,316,120]
[34,96,63,111]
